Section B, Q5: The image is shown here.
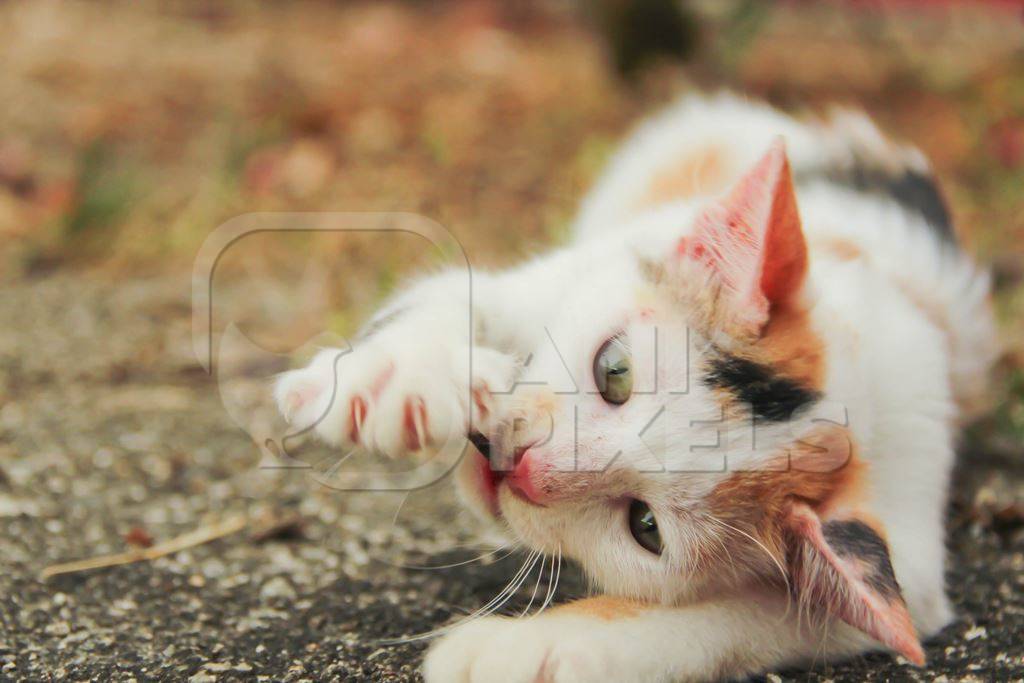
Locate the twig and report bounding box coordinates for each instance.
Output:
[40,514,248,581]
[249,510,306,543]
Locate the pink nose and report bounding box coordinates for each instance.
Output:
[505,449,546,505]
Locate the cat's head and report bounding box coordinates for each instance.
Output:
[461,140,924,664]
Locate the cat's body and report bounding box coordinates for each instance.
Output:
[276,94,996,682]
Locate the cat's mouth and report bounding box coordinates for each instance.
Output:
[467,437,500,516]
[468,432,543,514]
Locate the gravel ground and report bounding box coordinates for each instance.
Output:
[1,274,1022,682]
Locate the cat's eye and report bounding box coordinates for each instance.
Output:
[593,336,633,405]
[628,500,663,555]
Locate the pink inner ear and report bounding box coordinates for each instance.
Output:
[788,503,925,666]
[682,138,807,330]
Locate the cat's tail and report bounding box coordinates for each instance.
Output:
[814,108,955,247]
[817,108,1000,422]
[572,93,955,247]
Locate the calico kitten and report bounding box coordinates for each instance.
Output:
[275,94,997,682]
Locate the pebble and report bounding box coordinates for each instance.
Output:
[259,577,297,602]
[44,622,71,637]
[964,625,987,641]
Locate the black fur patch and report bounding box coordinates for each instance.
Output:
[468,431,492,461]
[822,519,901,601]
[703,354,820,422]
[802,161,954,244]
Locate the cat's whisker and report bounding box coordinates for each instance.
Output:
[713,527,740,584]
[691,522,719,578]
[717,534,741,586]
[478,551,543,620]
[689,523,719,579]
[699,519,739,586]
[533,546,562,618]
[474,549,545,617]
[377,548,542,644]
[315,447,357,479]
[708,516,793,624]
[391,544,518,571]
[374,492,516,571]
[472,550,539,607]
[518,552,549,617]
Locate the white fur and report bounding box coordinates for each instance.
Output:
[275,94,996,681]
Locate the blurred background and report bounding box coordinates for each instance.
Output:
[1,1,1022,680]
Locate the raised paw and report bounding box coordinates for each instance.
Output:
[274,338,517,459]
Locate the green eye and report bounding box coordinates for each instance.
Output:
[593,336,633,405]
[628,500,662,555]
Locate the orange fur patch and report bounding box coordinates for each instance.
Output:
[707,427,864,563]
[551,596,643,620]
[710,428,862,512]
[749,303,826,390]
[813,236,864,262]
[635,145,731,209]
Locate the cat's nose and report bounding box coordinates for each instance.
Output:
[491,419,511,471]
[470,430,530,473]
[484,418,530,472]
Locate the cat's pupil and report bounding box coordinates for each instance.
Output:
[594,336,633,405]
[628,500,663,555]
[638,509,655,529]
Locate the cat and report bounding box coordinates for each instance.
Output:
[274,93,997,682]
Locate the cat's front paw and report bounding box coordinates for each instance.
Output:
[274,333,516,458]
[423,616,613,683]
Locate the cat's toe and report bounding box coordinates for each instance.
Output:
[426,616,588,683]
[274,348,347,435]
[364,369,466,458]
[541,639,615,683]
[422,617,510,683]
[274,346,397,447]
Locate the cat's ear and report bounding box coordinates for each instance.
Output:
[678,138,807,332]
[785,502,925,666]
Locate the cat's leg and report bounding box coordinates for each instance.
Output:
[273,252,569,457]
[423,593,878,683]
